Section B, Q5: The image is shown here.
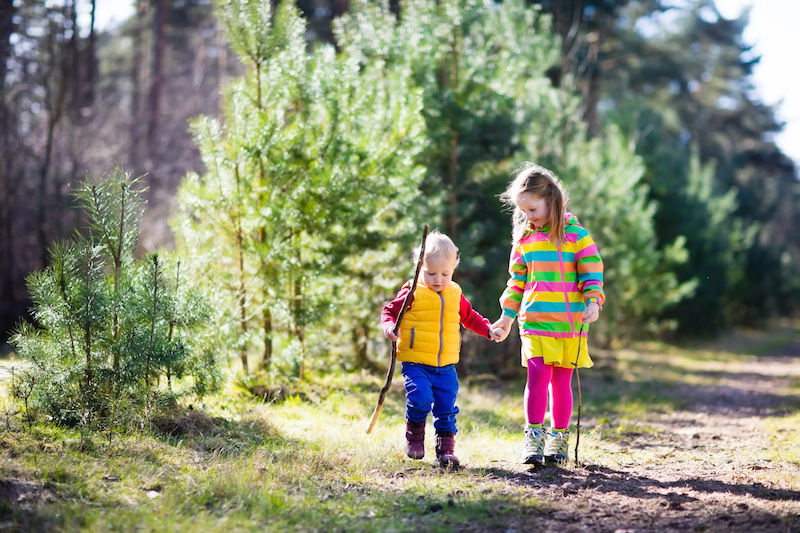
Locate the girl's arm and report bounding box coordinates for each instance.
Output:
[574,228,605,321]
[492,246,527,341]
[499,246,527,319]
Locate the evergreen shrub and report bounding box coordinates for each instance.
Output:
[10,169,222,428]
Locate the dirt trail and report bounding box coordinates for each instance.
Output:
[480,339,800,533]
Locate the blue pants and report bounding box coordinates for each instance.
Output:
[402,362,459,434]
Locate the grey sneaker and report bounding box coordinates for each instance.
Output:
[521,426,546,465]
[544,429,570,465]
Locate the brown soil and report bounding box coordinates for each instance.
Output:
[475,339,800,533]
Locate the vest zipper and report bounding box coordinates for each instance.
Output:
[437,291,445,366]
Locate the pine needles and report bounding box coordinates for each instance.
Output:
[10,169,222,430]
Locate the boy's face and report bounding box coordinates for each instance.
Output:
[516,192,550,229]
[420,254,456,293]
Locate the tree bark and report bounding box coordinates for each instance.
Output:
[147,0,166,186]
[130,0,145,167]
[234,164,249,375]
[85,0,96,107]
[0,0,13,87]
[216,23,226,115]
[69,0,80,113]
[38,22,69,266]
[0,0,15,330]
[262,306,272,371]
[446,25,459,240]
[585,66,600,138]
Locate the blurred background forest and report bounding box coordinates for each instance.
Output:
[1,0,798,385]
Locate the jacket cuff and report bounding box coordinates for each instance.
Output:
[585,297,602,310]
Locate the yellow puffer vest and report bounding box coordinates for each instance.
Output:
[397,282,462,367]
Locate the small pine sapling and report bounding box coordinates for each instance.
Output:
[10,169,221,429]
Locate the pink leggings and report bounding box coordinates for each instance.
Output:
[524,357,574,429]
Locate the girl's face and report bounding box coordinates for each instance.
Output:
[516,192,551,229]
[420,254,456,293]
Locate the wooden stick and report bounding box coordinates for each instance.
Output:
[573,322,585,465]
[366,223,429,434]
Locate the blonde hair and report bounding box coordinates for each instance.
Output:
[412,229,461,267]
[499,162,569,247]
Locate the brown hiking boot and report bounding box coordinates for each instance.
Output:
[405,420,425,459]
[435,431,460,467]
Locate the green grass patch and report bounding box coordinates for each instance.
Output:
[1,329,799,531]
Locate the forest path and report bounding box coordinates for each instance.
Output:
[471,333,800,533]
[0,333,798,532]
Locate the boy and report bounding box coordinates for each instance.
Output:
[381,230,493,466]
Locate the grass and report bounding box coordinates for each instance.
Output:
[1,326,799,531]
[0,379,542,532]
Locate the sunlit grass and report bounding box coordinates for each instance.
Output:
[0,373,548,532]
[1,326,798,531]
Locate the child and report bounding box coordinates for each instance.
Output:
[490,163,604,465]
[381,230,494,467]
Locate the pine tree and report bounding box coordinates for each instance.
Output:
[596,0,800,332]
[10,169,220,428]
[174,0,427,378]
[341,0,688,346]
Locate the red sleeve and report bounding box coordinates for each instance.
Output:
[380,285,413,337]
[459,294,491,339]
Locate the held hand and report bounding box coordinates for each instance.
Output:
[490,327,507,343]
[582,302,600,324]
[490,316,514,342]
[384,324,400,342]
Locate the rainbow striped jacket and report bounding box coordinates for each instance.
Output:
[500,214,605,338]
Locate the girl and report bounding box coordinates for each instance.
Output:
[490,163,604,465]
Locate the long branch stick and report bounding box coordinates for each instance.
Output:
[573,322,585,465]
[366,223,429,434]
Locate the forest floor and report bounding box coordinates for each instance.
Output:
[0,326,799,532]
[469,331,800,533]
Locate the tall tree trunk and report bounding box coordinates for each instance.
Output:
[147,0,166,192]
[216,22,226,114]
[38,25,69,266]
[292,246,305,381]
[552,0,583,78]
[332,0,349,17]
[582,18,607,139]
[549,0,605,139]
[0,120,12,337]
[82,245,94,393]
[0,0,15,331]
[262,305,272,371]
[130,0,145,167]
[234,165,249,375]
[446,25,459,240]
[146,256,161,389]
[0,0,12,87]
[85,0,96,107]
[584,66,600,138]
[69,0,80,114]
